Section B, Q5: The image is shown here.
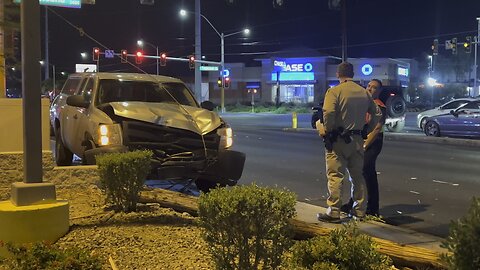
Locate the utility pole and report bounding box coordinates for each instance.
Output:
[44,6,49,80]
[0,0,6,98]
[194,0,202,101]
[474,17,480,97]
[341,0,347,62]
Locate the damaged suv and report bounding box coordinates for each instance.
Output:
[50,72,246,191]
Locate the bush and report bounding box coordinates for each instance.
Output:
[287,222,392,270]
[0,242,102,270]
[198,183,297,270]
[96,150,152,212]
[441,197,480,270]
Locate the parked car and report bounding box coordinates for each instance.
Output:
[417,98,476,130]
[50,72,246,192]
[424,100,480,138]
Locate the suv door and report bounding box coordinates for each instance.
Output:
[61,77,89,154]
[70,77,95,155]
[51,76,82,132]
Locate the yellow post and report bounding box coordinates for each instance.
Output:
[292,111,298,129]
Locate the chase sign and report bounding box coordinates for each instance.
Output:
[273,60,313,72]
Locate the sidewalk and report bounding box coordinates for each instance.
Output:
[295,201,446,254]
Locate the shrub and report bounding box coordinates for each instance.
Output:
[198,183,297,270]
[0,242,102,270]
[96,150,152,212]
[287,222,392,270]
[441,197,480,270]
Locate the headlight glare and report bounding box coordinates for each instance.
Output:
[97,124,122,146]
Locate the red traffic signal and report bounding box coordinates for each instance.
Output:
[135,51,143,64]
[93,47,100,61]
[189,55,195,69]
[121,49,127,63]
[160,53,167,66]
[224,77,230,88]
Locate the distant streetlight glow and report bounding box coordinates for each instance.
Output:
[39,60,45,65]
[179,9,187,17]
[427,77,437,87]
[137,40,143,46]
[81,52,87,59]
[244,28,250,35]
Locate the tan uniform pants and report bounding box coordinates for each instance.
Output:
[325,135,366,218]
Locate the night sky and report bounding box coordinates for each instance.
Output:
[43,0,480,76]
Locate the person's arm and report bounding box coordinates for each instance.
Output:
[322,90,337,132]
[364,105,386,149]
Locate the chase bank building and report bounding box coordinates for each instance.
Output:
[207,54,414,105]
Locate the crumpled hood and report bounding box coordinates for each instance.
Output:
[109,102,222,135]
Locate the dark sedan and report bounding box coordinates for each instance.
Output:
[424,100,480,138]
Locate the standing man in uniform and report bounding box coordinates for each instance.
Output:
[340,78,387,217]
[317,62,381,223]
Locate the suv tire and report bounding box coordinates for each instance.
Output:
[386,96,406,118]
[55,128,73,166]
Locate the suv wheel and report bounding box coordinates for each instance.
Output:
[195,178,226,193]
[386,96,406,118]
[55,128,73,166]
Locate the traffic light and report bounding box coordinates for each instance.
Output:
[464,36,472,54]
[272,0,286,9]
[121,50,127,63]
[452,37,457,55]
[432,39,439,55]
[93,47,100,61]
[160,53,167,66]
[189,55,195,69]
[135,51,143,64]
[217,77,222,87]
[224,77,230,88]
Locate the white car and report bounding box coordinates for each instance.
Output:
[416,98,476,129]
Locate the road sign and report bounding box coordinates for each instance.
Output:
[75,64,97,73]
[104,50,115,59]
[14,0,82,8]
[199,66,219,71]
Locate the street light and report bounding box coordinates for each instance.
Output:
[137,39,159,75]
[80,52,87,59]
[179,9,250,113]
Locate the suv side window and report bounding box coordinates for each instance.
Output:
[61,77,82,96]
[79,78,94,103]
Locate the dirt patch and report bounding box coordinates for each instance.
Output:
[0,165,213,270]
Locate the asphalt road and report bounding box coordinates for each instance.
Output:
[222,112,480,237]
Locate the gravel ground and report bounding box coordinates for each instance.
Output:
[0,163,214,270]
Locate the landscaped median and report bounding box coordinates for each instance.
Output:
[1,151,473,269]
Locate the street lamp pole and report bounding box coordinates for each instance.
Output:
[137,40,159,75]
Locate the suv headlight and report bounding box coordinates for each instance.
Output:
[217,127,233,149]
[97,124,123,146]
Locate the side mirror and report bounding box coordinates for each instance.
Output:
[66,95,89,108]
[450,110,458,117]
[200,101,215,111]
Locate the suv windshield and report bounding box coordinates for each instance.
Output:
[96,79,197,107]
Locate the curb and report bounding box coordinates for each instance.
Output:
[283,128,480,148]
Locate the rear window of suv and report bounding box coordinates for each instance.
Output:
[96,79,198,107]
